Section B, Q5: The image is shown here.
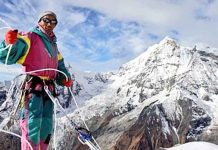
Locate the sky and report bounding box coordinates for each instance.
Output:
[0,0,218,81]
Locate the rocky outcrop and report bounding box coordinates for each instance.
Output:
[113,96,212,150]
[199,124,218,145]
[0,132,20,150]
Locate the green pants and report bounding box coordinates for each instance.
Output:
[20,79,55,150]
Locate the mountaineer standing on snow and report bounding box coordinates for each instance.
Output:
[0,11,72,150]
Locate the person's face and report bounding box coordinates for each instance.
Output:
[38,14,57,32]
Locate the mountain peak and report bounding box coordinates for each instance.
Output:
[117,36,180,77]
[159,36,177,45]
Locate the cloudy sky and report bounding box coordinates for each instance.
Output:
[0,0,218,80]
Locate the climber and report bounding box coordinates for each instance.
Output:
[0,11,72,150]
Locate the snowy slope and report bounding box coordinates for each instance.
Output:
[166,141,218,150]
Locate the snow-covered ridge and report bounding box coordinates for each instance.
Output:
[72,36,218,118]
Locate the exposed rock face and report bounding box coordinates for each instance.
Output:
[113,97,212,150]
[0,129,20,150]
[0,119,21,150]
[200,125,218,145]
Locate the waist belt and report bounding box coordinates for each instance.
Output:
[25,74,54,83]
[23,74,57,97]
[39,76,50,80]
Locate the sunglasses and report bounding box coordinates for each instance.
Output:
[42,18,58,25]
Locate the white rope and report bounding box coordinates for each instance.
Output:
[0,44,11,51]
[0,27,12,30]
[0,129,33,150]
[5,44,13,65]
[0,17,12,29]
[69,89,102,150]
[68,88,89,130]
[55,95,74,123]
[24,68,68,81]
[85,140,101,150]
[44,85,57,150]
[45,85,101,150]
[53,99,57,150]
[92,136,102,150]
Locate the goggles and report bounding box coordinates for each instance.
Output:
[42,18,57,25]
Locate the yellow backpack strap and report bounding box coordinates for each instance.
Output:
[16,34,31,64]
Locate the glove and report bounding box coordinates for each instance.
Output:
[63,79,73,87]
[5,29,18,45]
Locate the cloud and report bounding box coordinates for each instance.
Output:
[67,0,218,45]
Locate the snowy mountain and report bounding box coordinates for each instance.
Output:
[1,37,218,150]
[61,37,218,150]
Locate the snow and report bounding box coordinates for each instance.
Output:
[195,43,218,56]
[166,141,218,150]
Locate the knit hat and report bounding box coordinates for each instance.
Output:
[38,11,57,22]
